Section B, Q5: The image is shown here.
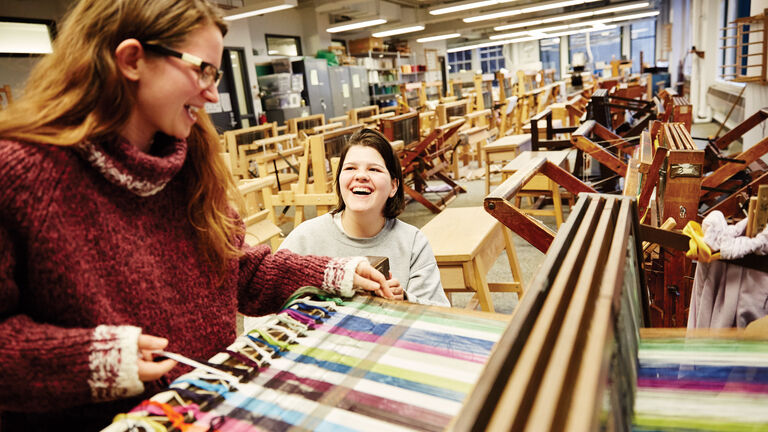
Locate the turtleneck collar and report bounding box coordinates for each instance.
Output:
[75,133,188,197]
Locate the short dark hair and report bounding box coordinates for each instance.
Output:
[332,128,405,218]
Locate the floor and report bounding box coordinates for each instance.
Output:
[271,120,725,318]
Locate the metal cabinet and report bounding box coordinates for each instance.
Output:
[347,66,370,109]
[291,57,334,119]
[328,66,353,118]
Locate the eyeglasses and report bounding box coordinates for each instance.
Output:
[141,42,222,88]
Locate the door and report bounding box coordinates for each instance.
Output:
[206,47,256,132]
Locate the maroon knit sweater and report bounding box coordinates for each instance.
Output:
[0,134,361,429]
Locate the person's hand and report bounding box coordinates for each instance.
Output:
[353,260,394,299]
[137,334,176,382]
[388,274,404,301]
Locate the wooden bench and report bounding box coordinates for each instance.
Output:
[420,206,523,312]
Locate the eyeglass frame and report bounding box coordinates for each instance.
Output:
[140,42,223,88]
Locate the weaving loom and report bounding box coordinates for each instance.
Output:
[104,288,508,431]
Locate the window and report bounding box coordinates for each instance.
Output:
[265,34,302,56]
[630,20,656,73]
[479,46,505,75]
[569,28,622,75]
[447,50,472,73]
[539,38,561,80]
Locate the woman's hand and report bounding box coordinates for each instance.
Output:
[353,260,394,299]
[387,274,404,301]
[137,334,177,382]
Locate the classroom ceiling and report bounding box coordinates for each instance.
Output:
[296,0,661,48]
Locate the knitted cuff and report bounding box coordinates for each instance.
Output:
[88,325,144,402]
[322,256,366,297]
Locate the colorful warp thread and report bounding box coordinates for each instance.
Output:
[119,294,507,432]
[633,337,768,432]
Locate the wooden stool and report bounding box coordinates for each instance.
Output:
[421,207,524,312]
[484,134,531,194]
[501,150,570,228]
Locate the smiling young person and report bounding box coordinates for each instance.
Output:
[279,128,450,307]
[0,0,393,428]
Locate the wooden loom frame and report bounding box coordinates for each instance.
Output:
[452,193,648,431]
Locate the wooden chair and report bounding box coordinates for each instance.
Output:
[420,206,523,312]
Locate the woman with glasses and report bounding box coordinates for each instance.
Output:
[0,0,393,428]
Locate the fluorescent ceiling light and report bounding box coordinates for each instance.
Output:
[451,21,624,53]
[417,33,462,43]
[430,0,500,15]
[489,30,530,40]
[602,10,660,22]
[327,18,388,33]
[491,1,649,29]
[223,0,297,21]
[464,0,600,23]
[0,21,53,54]
[372,25,425,38]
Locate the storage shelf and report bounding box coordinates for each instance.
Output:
[372,94,397,100]
[352,51,410,57]
[371,81,402,87]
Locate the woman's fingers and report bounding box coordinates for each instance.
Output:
[354,261,394,299]
[136,333,176,381]
[138,358,177,382]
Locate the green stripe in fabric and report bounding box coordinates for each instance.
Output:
[633,414,768,432]
[640,338,768,353]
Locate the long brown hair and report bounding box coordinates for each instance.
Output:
[0,0,242,273]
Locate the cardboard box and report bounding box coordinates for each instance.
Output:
[272,58,292,73]
[348,37,384,55]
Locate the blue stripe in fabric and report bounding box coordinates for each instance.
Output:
[362,370,466,402]
[399,328,496,355]
[218,394,360,432]
[639,365,768,383]
[331,313,496,356]
[281,351,465,402]
[332,314,393,336]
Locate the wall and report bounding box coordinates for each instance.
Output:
[223,19,262,114]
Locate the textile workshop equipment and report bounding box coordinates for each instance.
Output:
[105,287,508,432]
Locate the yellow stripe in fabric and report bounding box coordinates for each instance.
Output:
[286,344,471,393]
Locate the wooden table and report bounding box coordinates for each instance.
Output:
[484,134,532,194]
[501,150,571,227]
[421,206,523,312]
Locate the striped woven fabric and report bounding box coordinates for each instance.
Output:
[633,337,768,432]
[112,293,508,432]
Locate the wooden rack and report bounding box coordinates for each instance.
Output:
[719,8,767,84]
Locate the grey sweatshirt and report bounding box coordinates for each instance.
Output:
[279,212,449,306]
